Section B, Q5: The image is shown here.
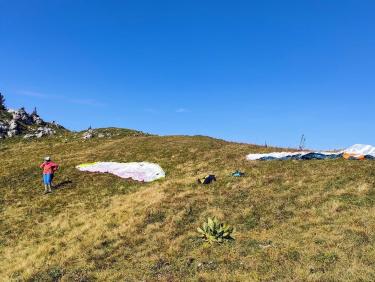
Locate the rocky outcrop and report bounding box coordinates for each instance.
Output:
[30,111,45,126]
[81,128,113,140]
[11,107,34,125]
[0,120,19,138]
[0,98,66,139]
[23,127,57,139]
[82,129,94,140]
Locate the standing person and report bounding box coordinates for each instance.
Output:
[40,157,59,194]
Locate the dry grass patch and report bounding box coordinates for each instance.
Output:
[1,135,375,281]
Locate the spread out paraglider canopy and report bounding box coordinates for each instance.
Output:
[76,162,165,182]
[246,144,375,161]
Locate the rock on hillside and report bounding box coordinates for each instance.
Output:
[0,93,66,139]
[81,127,151,140]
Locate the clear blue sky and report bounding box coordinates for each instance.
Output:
[1,0,374,149]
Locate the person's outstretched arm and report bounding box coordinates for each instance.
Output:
[52,162,59,172]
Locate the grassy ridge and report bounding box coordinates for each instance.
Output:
[1,133,375,281]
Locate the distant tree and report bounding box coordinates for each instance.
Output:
[32,107,38,116]
[0,93,5,110]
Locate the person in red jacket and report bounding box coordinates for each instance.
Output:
[40,157,59,194]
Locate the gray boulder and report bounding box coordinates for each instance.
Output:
[31,113,45,125]
[0,121,8,132]
[0,122,7,139]
[23,127,56,139]
[23,133,35,139]
[82,130,94,139]
[12,108,33,125]
[7,120,19,137]
[7,129,18,137]
[36,127,55,138]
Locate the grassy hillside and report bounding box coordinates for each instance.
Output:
[1,132,375,281]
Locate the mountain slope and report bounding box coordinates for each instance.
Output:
[1,135,375,281]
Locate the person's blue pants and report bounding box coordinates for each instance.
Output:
[43,174,53,185]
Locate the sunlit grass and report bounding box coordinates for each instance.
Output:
[1,132,375,281]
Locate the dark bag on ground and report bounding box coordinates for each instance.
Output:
[198,175,217,184]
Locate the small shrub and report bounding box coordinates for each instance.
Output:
[63,268,93,282]
[48,266,63,281]
[312,252,338,272]
[197,217,235,244]
[144,210,166,225]
[286,249,301,262]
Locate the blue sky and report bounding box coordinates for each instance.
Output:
[1,0,374,149]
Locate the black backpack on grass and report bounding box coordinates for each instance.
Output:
[197,175,217,184]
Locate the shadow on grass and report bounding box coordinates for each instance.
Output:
[53,180,73,190]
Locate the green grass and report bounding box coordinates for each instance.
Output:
[1,131,375,281]
[0,110,12,120]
